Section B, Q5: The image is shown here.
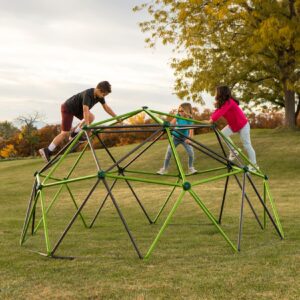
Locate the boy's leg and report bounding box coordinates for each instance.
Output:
[239,123,257,164]
[39,104,73,162]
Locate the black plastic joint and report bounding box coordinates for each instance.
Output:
[34,171,39,177]
[142,106,148,110]
[243,166,249,173]
[264,175,269,180]
[118,167,124,174]
[182,181,191,191]
[163,121,170,128]
[97,171,106,179]
[36,184,43,190]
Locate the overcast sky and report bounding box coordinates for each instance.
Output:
[0,0,213,125]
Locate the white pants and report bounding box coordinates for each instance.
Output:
[222,122,257,164]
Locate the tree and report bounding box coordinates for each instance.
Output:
[0,121,19,140]
[16,112,43,156]
[134,0,300,128]
[0,144,17,159]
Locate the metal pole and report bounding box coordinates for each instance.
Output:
[144,190,186,259]
[153,178,180,223]
[50,179,101,256]
[246,175,284,239]
[218,175,229,224]
[88,178,118,228]
[233,174,264,229]
[237,173,246,251]
[102,178,143,259]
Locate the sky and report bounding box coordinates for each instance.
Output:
[0,0,214,125]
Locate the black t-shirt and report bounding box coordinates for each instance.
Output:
[64,88,106,119]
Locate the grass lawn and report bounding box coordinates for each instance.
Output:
[0,129,299,299]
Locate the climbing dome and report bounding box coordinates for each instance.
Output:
[20,107,284,259]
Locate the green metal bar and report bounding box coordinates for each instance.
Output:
[217,129,263,175]
[20,190,41,245]
[189,189,238,252]
[33,185,64,234]
[39,174,63,181]
[263,181,267,229]
[124,169,179,178]
[144,190,186,259]
[66,142,89,176]
[40,190,51,255]
[149,109,209,125]
[143,108,164,124]
[105,173,181,187]
[42,131,83,185]
[91,109,143,127]
[187,166,228,176]
[65,184,88,228]
[264,180,284,237]
[43,174,98,188]
[165,128,186,181]
[35,143,89,231]
[153,178,181,223]
[231,166,265,179]
[192,169,243,186]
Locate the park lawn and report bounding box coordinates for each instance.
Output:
[0,129,299,299]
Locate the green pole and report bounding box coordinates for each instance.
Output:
[91,109,143,127]
[263,180,267,229]
[144,190,186,259]
[40,190,51,255]
[42,132,83,185]
[105,173,181,188]
[124,169,177,177]
[65,184,88,227]
[217,129,262,173]
[33,185,64,234]
[192,169,243,186]
[43,174,98,188]
[264,180,284,237]
[153,178,181,223]
[149,109,208,125]
[20,190,41,245]
[165,128,186,182]
[189,189,238,252]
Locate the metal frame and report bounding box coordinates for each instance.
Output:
[20,107,284,259]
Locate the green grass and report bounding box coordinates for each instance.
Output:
[0,129,299,299]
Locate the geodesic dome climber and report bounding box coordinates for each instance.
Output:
[20,107,284,259]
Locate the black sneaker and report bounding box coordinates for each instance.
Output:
[39,148,51,163]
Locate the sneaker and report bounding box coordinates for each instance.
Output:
[247,164,260,172]
[69,130,86,143]
[157,168,168,175]
[228,150,239,161]
[39,148,51,163]
[188,167,197,175]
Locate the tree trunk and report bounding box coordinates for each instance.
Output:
[284,88,296,129]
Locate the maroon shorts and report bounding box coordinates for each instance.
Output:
[61,104,74,131]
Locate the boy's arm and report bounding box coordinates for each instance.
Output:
[83,105,91,126]
[102,103,117,118]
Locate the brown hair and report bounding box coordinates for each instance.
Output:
[215,85,239,108]
[179,102,193,118]
[96,81,111,93]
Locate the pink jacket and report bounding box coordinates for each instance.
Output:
[211,98,248,132]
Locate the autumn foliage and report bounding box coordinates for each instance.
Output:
[0,108,289,159]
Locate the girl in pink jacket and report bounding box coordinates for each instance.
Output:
[209,86,258,171]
